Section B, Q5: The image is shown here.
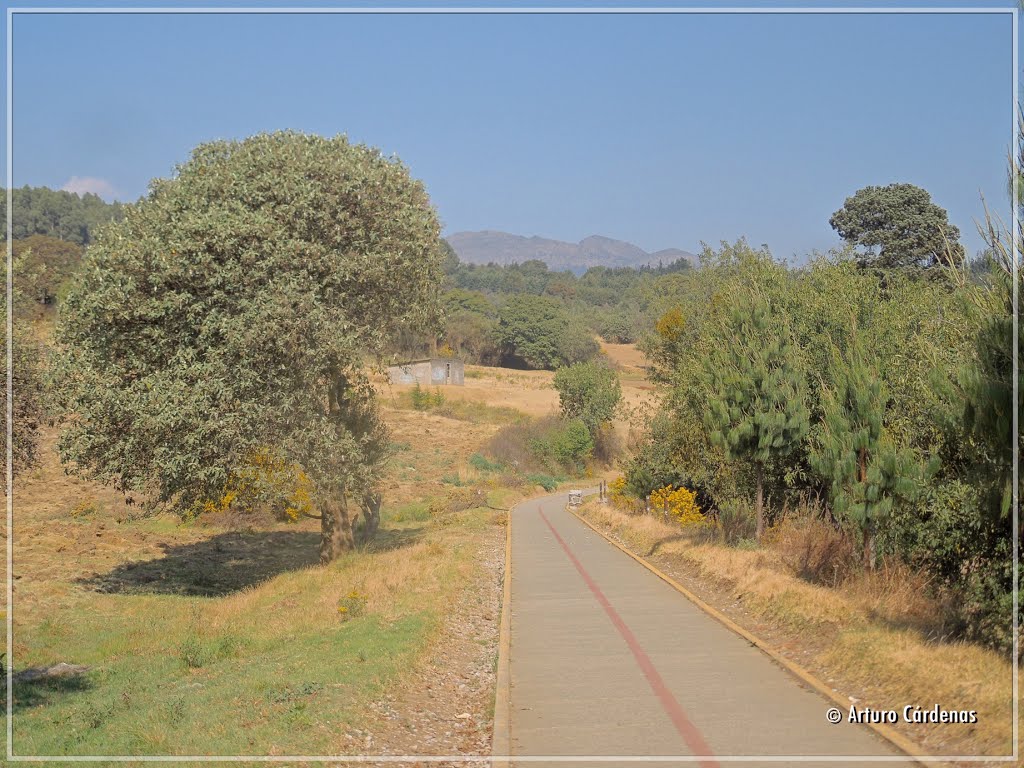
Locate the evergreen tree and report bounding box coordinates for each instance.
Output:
[811,326,927,568]
[702,296,808,540]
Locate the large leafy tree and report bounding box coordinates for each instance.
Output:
[51,131,444,562]
[702,296,808,540]
[829,183,965,270]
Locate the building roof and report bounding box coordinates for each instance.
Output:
[388,357,462,367]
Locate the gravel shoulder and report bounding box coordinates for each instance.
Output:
[343,513,505,766]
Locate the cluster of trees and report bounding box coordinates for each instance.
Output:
[1,186,123,245]
[12,133,446,563]
[391,247,693,368]
[625,183,1015,652]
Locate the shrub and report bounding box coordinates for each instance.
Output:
[553,360,622,440]
[532,418,594,472]
[178,635,211,669]
[487,415,593,476]
[410,383,444,411]
[649,484,705,527]
[469,453,503,473]
[770,508,859,587]
[527,473,563,492]
[598,313,637,344]
[336,590,367,621]
[716,498,758,546]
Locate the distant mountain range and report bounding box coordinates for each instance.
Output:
[445,230,697,273]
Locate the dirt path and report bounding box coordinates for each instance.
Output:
[505,493,907,767]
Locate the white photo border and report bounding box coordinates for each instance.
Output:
[5,4,1019,763]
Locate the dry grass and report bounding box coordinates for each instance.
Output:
[6,401,521,757]
[579,500,1014,758]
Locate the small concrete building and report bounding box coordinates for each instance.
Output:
[388,357,464,386]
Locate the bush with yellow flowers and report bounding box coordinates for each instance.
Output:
[191,447,315,522]
[649,484,705,527]
[609,476,627,499]
[337,589,367,621]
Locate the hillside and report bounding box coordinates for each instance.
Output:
[446,230,697,272]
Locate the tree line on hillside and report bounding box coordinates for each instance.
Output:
[391,244,693,367]
[1,185,123,245]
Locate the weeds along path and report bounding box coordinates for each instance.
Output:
[505,492,906,767]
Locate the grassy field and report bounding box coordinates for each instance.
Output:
[6,382,528,760]
[577,500,1014,759]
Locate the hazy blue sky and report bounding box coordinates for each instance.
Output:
[5,3,1017,261]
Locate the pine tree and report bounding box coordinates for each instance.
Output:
[702,297,809,540]
[811,326,926,568]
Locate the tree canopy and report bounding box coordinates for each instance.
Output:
[553,360,622,439]
[51,131,445,561]
[494,294,598,369]
[829,183,965,270]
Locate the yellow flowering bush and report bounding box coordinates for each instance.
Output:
[193,448,315,522]
[337,589,367,621]
[609,476,627,499]
[654,307,686,343]
[649,484,705,527]
[607,476,646,514]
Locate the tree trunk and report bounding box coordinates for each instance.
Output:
[755,462,765,542]
[858,447,875,570]
[358,490,382,544]
[863,520,876,571]
[320,493,355,564]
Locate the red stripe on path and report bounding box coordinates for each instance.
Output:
[539,507,720,768]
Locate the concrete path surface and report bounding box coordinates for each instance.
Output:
[506,492,909,767]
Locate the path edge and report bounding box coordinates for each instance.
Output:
[490,504,513,767]
[569,505,945,768]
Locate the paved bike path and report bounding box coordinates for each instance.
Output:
[507,492,908,767]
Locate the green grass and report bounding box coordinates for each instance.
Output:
[386,501,431,522]
[468,453,503,473]
[16,606,431,756]
[12,501,493,757]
